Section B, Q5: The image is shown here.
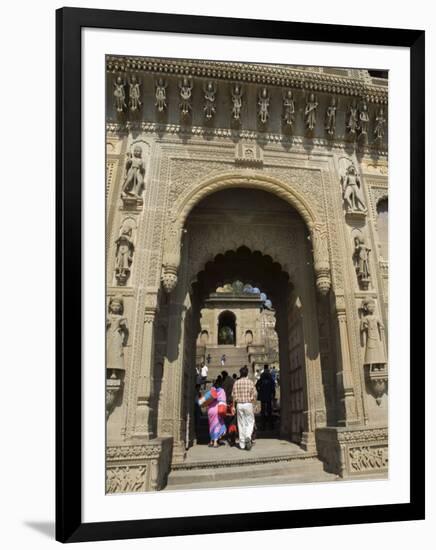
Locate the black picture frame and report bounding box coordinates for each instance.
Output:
[56,7,425,543]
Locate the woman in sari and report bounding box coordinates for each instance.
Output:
[207,376,227,448]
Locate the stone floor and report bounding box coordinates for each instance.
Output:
[181,438,308,463]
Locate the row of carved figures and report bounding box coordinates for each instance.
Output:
[113,76,386,141]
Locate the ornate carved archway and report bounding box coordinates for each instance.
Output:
[161,172,331,296]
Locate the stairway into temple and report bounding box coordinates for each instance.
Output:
[199,345,251,379]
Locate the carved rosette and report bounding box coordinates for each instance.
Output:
[309,222,331,295]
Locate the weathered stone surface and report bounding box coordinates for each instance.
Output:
[106,59,388,491]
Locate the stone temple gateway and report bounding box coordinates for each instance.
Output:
[105,57,389,493]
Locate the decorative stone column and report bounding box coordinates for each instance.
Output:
[133,290,159,439]
[334,294,359,426]
[309,222,331,295]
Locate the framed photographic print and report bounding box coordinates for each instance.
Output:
[56,7,425,543]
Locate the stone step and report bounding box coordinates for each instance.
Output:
[166,471,337,490]
[167,457,335,489]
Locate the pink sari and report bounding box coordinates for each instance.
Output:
[207,387,227,441]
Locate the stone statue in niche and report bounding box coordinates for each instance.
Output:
[155,78,168,112]
[113,76,126,113]
[115,222,135,286]
[258,87,270,124]
[231,84,243,121]
[282,90,295,128]
[179,77,193,117]
[341,164,367,213]
[121,145,146,201]
[353,235,371,290]
[360,299,386,365]
[106,295,129,418]
[359,101,370,136]
[128,75,142,112]
[107,295,129,371]
[203,81,217,120]
[360,299,387,405]
[374,107,386,142]
[347,101,358,135]
[305,93,318,131]
[325,96,337,136]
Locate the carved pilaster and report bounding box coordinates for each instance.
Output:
[334,295,359,426]
[133,290,159,439]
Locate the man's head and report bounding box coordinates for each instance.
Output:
[232,373,237,380]
[240,366,249,378]
[221,370,228,379]
[263,364,269,371]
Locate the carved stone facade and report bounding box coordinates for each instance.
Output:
[106,57,388,490]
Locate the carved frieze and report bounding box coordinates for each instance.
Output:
[348,445,388,472]
[106,465,147,493]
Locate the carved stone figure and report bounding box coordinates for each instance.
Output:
[325,96,337,136]
[121,145,146,200]
[113,76,126,113]
[341,164,367,212]
[179,77,193,117]
[360,299,386,366]
[305,93,318,131]
[115,224,135,286]
[128,75,142,112]
[353,236,371,289]
[347,102,358,134]
[359,101,370,136]
[258,87,270,124]
[203,81,217,120]
[155,78,167,112]
[106,295,129,372]
[374,107,386,141]
[282,90,295,128]
[231,84,243,120]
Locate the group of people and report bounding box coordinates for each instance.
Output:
[195,365,277,450]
